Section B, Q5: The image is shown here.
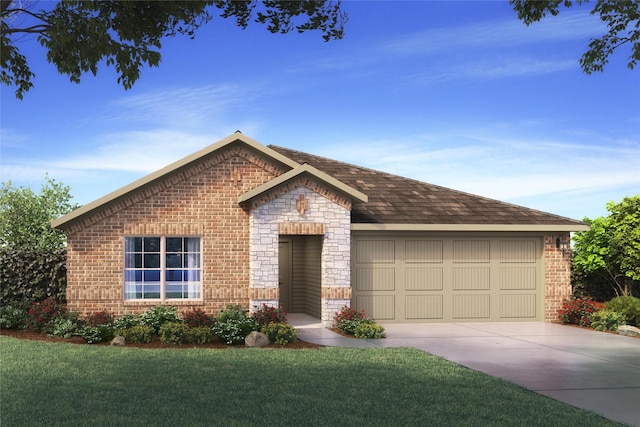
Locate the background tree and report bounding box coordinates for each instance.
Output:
[510,0,640,73]
[1,0,347,99]
[0,176,79,250]
[572,195,640,298]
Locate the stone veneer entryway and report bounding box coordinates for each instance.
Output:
[248,186,353,325]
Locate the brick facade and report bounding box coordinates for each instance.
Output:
[64,145,283,316]
[543,233,572,322]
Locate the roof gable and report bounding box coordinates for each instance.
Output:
[238,163,368,206]
[52,132,299,230]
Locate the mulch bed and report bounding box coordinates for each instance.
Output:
[0,328,322,349]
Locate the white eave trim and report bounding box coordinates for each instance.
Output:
[351,223,590,232]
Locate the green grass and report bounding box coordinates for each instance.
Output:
[0,336,618,426]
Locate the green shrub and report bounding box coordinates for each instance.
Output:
[113,313,144,330]
[589,310,627,332]
[261,322,298,345]
[354,322,386,339]
[188,326,215,344]
[142,305,181,333]
[0,301,29,329]
[49,312,82,338]
[25,297,67,332]
[159,322,192,345]
[0,248,67,304]
[181,308,214,328]
[213,305,258,345]
[251,304,287,326]
[605,296,640,326]
[116,325,155,343]
[79,325,114,344]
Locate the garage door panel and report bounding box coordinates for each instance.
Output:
[500,267,536,290]
[355,267,395,291]
[453,267,490,290]
[406,295,443,319]
[405,240,443,263]
[453,294,490,319]
[356,240,395,263]
[356,295,395,319]
[500,240,537,263]
[406,268,443,291]
[453,240,490,263]
[500,294,536,318]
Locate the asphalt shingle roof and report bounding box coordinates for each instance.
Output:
[269,145,587,227]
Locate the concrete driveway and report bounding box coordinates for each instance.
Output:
[292,317,640,426]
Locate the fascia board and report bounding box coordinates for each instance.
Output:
[350,223,590,232]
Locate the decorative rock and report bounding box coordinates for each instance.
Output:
[110,336,126,346]
[245,331,270,347]
[617,325,640,337]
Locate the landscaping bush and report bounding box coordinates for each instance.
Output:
[354,322,386,339]
[79,325,115,344]
[181,308,214,328]
[25,296,67,332]
[84,310,114,327]
[252,304,287,326]
[142,305,181,333]
[605,296,640,326]
[0,248,67,304]
[116,325,155,344]
[589,310,626,332]
[113,313,144,330]
[261,322,298,345]
[558,297,601,327]
[333,305,384,339]
[333,305,365,332]
[0,301,29,329]
[159,322,191,345]
[188,326,215,344]
[49,315,82,338]
[213,305,258,345]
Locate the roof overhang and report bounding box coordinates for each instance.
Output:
[238,163,368,205]
[52,132,300,230]
[351,223,590,232]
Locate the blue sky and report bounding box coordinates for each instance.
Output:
[1,1,639,221]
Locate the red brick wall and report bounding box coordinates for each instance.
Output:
[63,145,282,317]
[544,233,572,322]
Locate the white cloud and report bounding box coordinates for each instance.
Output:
[91,83,266,129]
[381,11,603,56]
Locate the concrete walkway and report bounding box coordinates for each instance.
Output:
[289,314,640,426]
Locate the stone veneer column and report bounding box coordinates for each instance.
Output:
[544,233,572,322]
[249,186,352,325]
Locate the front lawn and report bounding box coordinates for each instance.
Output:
[0,336,618,426]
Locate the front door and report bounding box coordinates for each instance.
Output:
[278,240,292,312]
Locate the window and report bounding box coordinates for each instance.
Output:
[124,237,201,300]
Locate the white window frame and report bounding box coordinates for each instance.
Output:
[124,236,202,301]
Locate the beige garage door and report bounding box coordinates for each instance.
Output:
[352,234,544,323]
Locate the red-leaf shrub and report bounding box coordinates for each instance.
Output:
[26,296,67,332]
[182,308,214,328]
[558,297,600,327]
[333,305,365,327]
[252,304,287,326]
[85,310,115,326]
